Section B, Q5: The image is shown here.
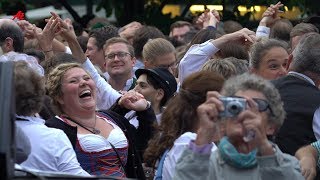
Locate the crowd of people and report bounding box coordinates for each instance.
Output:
[1,1,320,179]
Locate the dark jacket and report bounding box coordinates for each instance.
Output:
[46,103,156,179]
[272,75,320,155]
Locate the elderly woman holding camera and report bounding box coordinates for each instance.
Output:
[174,73,304,180]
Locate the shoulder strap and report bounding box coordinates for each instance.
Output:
[98,110,146,179]
[154,150,170,180]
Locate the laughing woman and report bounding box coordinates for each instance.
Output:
[45,63,151,179]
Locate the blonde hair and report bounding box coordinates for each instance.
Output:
[46,63,86,115]
[142,38,175,64]
[202,59,237,79]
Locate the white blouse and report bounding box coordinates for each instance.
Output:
[77,116,128,152]
[162,132,217,180]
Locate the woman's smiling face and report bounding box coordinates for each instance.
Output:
[58,67,97,113]
[254,47,289,80]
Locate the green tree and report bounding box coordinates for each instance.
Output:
[1,0,319,32]
[97,0,320,32]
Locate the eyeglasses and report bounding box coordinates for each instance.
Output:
[232,96,274,115]
[252,98,272,113]
[105,52,132,60]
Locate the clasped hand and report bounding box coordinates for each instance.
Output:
[118,90,149,111]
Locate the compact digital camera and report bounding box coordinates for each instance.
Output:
[219,97,247,118]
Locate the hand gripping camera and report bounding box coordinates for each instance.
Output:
[218,97,247,118]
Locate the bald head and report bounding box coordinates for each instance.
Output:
[0,19,24,53]
[0,19,17,26]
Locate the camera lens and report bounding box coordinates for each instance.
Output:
[226,101,244,115]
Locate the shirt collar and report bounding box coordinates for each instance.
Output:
[16,115,45,124]
[108,77,135,91]
[288,71,315,86]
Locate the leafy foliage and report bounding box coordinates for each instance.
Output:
[95,0,319,32]
[1,0,319,32]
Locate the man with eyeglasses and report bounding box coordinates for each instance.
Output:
[103,37,136,91]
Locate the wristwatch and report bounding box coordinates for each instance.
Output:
[145,101,151,110]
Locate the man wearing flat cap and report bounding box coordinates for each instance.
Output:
[128,67,177,125]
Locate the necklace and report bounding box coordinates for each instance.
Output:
[62,116,101,134]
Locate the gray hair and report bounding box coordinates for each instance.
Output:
[290,33,320,74]
[290,23,318,38]
[221,73,285,128]
[249,38,288,69]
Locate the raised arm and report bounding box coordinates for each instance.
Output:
[196,9,220,29]
[178,28,255,83]
[18,19,67,54]
[51,12,121,109]
[55,15,85,62]
[256,1,284,38]
[32,16,60,60]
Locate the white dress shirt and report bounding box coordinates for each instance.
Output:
[0,51,44,76]
[119,77,135,91]
[125,111,162,128]
[178,25,270,84]
[313,109,320,140]
[162,132,217,180]
[256,26,270,38]
[16,115,89,176]
[178,40,219,83]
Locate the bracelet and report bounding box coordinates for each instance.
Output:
[206,26,216,30]
[145,101,151,110]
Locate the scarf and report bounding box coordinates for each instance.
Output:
[218,137,257,169]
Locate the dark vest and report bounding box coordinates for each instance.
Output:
[272,75,320,155]
[46,110,146,179]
